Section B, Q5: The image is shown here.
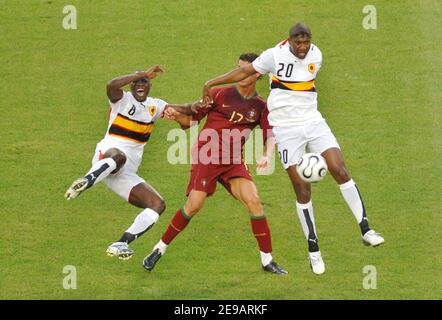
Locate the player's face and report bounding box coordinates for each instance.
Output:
[237,60,259,87]
[130,79,151,102]
[289,35,311,59]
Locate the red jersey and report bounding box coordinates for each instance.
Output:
[191,86,272,164]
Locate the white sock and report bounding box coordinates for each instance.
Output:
[85,158,117,187]
[126,208,159,235]
[260,251,273,266]
[154,239,168,255]
[339,179,365,224]
[296,201,318,241]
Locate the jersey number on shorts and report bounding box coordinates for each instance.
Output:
[278,149,288,165]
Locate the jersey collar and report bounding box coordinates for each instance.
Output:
[234,85,258,100]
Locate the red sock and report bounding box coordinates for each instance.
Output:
[250,216,272,253]
[161,208,191,245]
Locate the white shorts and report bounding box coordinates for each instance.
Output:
[92,140,145,201]
[273,119,340,170]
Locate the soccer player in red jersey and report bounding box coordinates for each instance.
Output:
[143,53,288,274]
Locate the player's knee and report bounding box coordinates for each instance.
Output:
[112,154,127,170]
[293,183,311,201]
[104,148,127,172]
[331,166,350,183]
[151,197,166,214]
[245,195,262,212]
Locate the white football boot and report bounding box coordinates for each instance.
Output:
[106,242,134,260]
[308,251,325,275]
[65,177,89,200]
[362,230,385,247]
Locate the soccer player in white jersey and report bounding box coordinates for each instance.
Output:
[65,65,199,260]
[201,23,384,275]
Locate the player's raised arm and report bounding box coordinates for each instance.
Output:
[202,63,257,104]
[106,65,164,103]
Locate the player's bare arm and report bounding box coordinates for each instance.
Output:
[166,100,202,115]
[203,64,257,104]
[107,65,164,103]
[163,107,193,129]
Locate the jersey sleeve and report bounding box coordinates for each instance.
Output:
[151,98,168,121]
[252,48,275,75]
[316,49,322,74]
[259,105,274,144]
[192,107,209,123]
[311,44,323,75]
[109,91,130,112]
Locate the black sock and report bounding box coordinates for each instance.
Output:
[119,232,136,244]
[85,163,110,188]
[118,224,155,244]
[359,219,371,235]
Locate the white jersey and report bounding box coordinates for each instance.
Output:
[252,39,324,127]
[100,91,167,154]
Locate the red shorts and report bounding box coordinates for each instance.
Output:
[186,163,253,197]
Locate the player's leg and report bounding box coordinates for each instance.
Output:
[65,148,126,200]
[143,189,207,270]
[321,147,384,246]
[143,163,218,270]
[228,177,288,274]
[286,165,325,275]
[117,182,166,242]
[106,179,166,260]
[274,125,325,275]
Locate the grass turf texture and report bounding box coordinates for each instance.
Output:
[0,0,440,299]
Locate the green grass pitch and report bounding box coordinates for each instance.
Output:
[0,0,440,299]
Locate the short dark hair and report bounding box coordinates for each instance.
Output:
[239,53,259,63]
[289,23,312,39]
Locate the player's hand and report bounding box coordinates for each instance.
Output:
[190,100,206,113]
[202,83,213,108]
[256,155,270,174]
[144,65,164,79]
[163,107,180,120]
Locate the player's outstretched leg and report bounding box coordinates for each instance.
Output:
[287,166,325,275]
[107,182,166,260]
[143,190,206,271]
[322,148,385,247]
[229,178,288,275]
[65,148,126,200]
[143,207,192,271]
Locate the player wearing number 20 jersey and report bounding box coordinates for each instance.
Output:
[253,38,323,127]
[202,23,384,276]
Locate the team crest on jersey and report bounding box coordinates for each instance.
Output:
[308,63,315,74]
[149,106,157,116]
[245,109,257,122]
